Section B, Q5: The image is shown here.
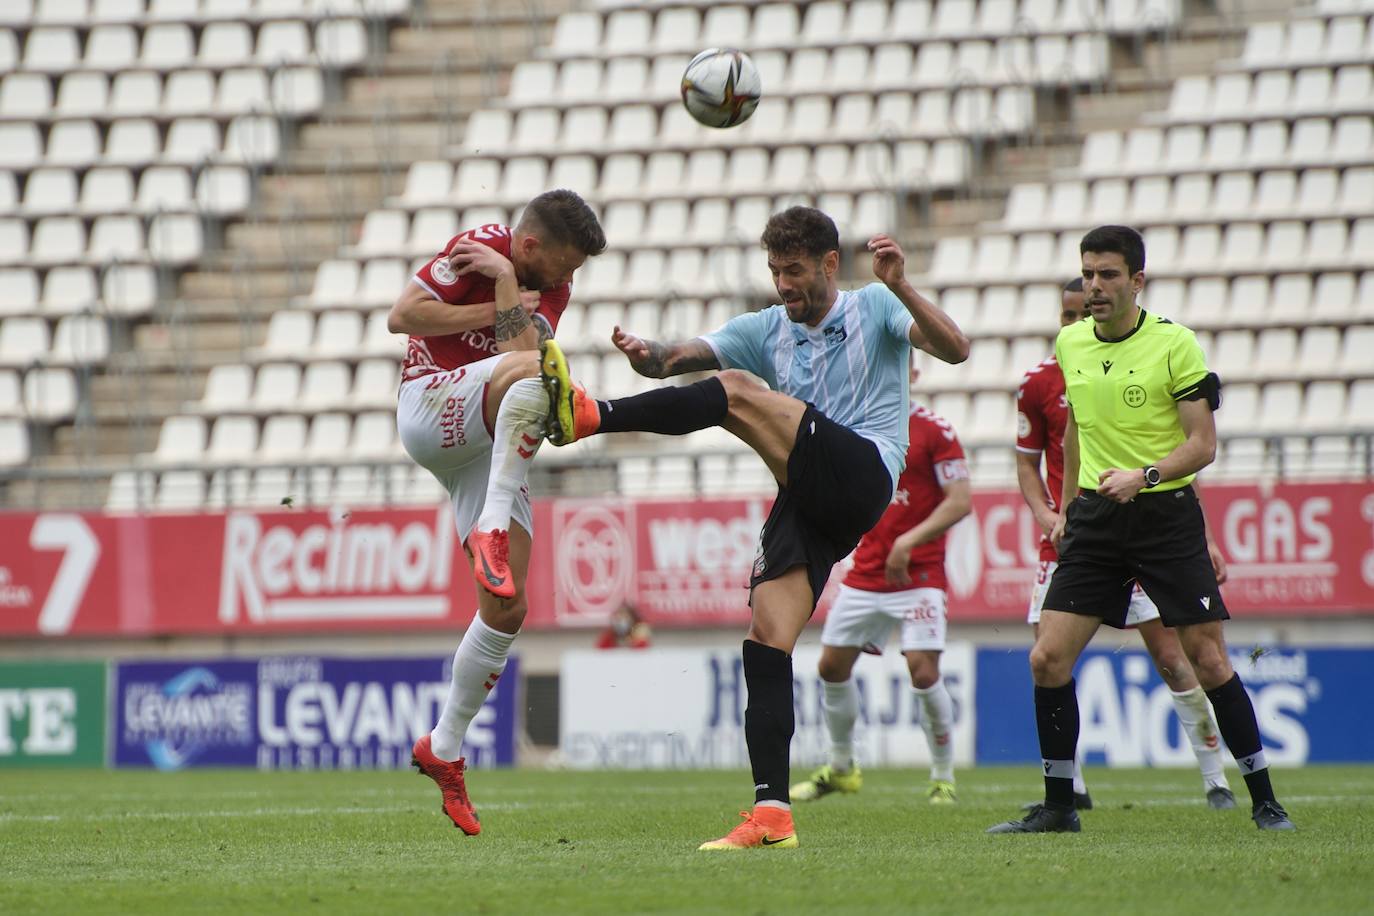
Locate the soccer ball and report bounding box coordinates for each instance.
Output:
[680,48,762,129]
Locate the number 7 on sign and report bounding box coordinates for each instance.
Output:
[30,514,99,635]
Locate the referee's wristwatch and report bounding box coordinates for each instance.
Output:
[1141,465,1162,489]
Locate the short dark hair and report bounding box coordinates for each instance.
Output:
[1080,225,1145,275]
[519,189,606,256]
[760,206,839,259]
[1063,277,1084,293]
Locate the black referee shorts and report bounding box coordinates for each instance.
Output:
[748,405,892,609]
[1043,485,1229,629]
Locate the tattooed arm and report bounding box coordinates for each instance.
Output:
[447,237,539,352]
[611,325,720,378]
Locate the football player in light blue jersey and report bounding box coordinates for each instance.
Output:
[537,206,969,850]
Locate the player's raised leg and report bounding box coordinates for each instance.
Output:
[1135,616,1234,808]
[470,350,549,598]
[791,643,864,802]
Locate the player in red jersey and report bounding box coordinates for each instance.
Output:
[1015,278,1235,810]
[791,370,972,805]
[391,190,605,833]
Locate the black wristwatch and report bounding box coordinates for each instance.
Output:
[1142,466,1162,488]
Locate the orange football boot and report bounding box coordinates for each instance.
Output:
[698,805,799,850]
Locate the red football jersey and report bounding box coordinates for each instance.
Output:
[1016,355,1067,563]
[844,406,969,593]
[402,223,571,381]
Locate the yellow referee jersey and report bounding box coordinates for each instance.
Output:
[1054,309,1213,493]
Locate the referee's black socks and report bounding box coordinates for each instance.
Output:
[1035,680,1080,808]
[1206,673,1278,806]
[595,377,729,436]
[742,639,795,806]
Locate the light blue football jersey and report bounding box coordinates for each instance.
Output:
[701,283,915,485]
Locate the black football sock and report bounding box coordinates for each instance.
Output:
[1206,673,1277,805]
[742,639,794,806]
[594,377,728,435]
[1035,680,1079,809]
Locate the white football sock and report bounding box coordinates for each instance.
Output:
[1072,754,1088,795]
[913,679,955,782]
[1171,686,1230,790]
[476,377,547,534]
[430,615,518,761]
[822,678,859,772]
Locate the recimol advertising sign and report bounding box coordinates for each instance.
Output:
[1,482,1370,637]
[559,645,975,770]
[975,647,1374,765]
[113,656,516,770]
[0,661,106,767]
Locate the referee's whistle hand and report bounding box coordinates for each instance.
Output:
[1098,467,1146,504]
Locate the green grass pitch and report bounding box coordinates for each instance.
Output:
[2,766,1370,914]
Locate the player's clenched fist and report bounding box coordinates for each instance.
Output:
[867,234,907,287]
[448,237,514,281]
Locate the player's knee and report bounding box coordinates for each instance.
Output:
[910,667,939,690]
[1185,638,1233,689]
[817,655,852,683]
[715,370,757,404]
[1029,642,1070,686]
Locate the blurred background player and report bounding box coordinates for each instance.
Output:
[990,225,1293,835]
[538,206,970,849]
[595,604,653,650]
[1015,278,1235,811]
[391,190,605,834]
[791,367,971,806]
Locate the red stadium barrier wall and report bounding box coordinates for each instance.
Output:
[1,482,1371,637]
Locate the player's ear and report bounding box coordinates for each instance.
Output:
[822,250,839,277]
[1132,270,1145,296]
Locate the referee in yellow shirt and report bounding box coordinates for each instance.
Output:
[988,225,1294,834]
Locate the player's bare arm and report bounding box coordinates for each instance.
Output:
[1051,406,1081,549]
[1015,450,1059,535]
[387,285,541,338]
[884,479,972,586]
[867,234,970,365]
[1098,398,1218,505]
[612,325,721,378]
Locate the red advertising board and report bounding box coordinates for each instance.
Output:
[1,483,1371,637]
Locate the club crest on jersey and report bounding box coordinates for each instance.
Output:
[823,325,848,347]
[431,257,458,286]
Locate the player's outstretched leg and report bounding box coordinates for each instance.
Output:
[540,339,730,446]
[469,376,547,598]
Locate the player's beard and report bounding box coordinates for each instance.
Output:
[782,276,830,325]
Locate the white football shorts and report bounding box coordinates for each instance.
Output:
[1027,560,1160,626]
[821,584,948,653]
[396,353,533,543]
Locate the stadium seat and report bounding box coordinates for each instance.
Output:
[55,72,109,118]
[105,469,156,512]
[22,367,76,420]
[252,362,302,412]
[79,167,136,215]
[0,270,40,316]
[101,264,156,315]
[41,267,97,315]
[0,417,28,466]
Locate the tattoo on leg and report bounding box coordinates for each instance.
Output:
[494,304,531,342]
